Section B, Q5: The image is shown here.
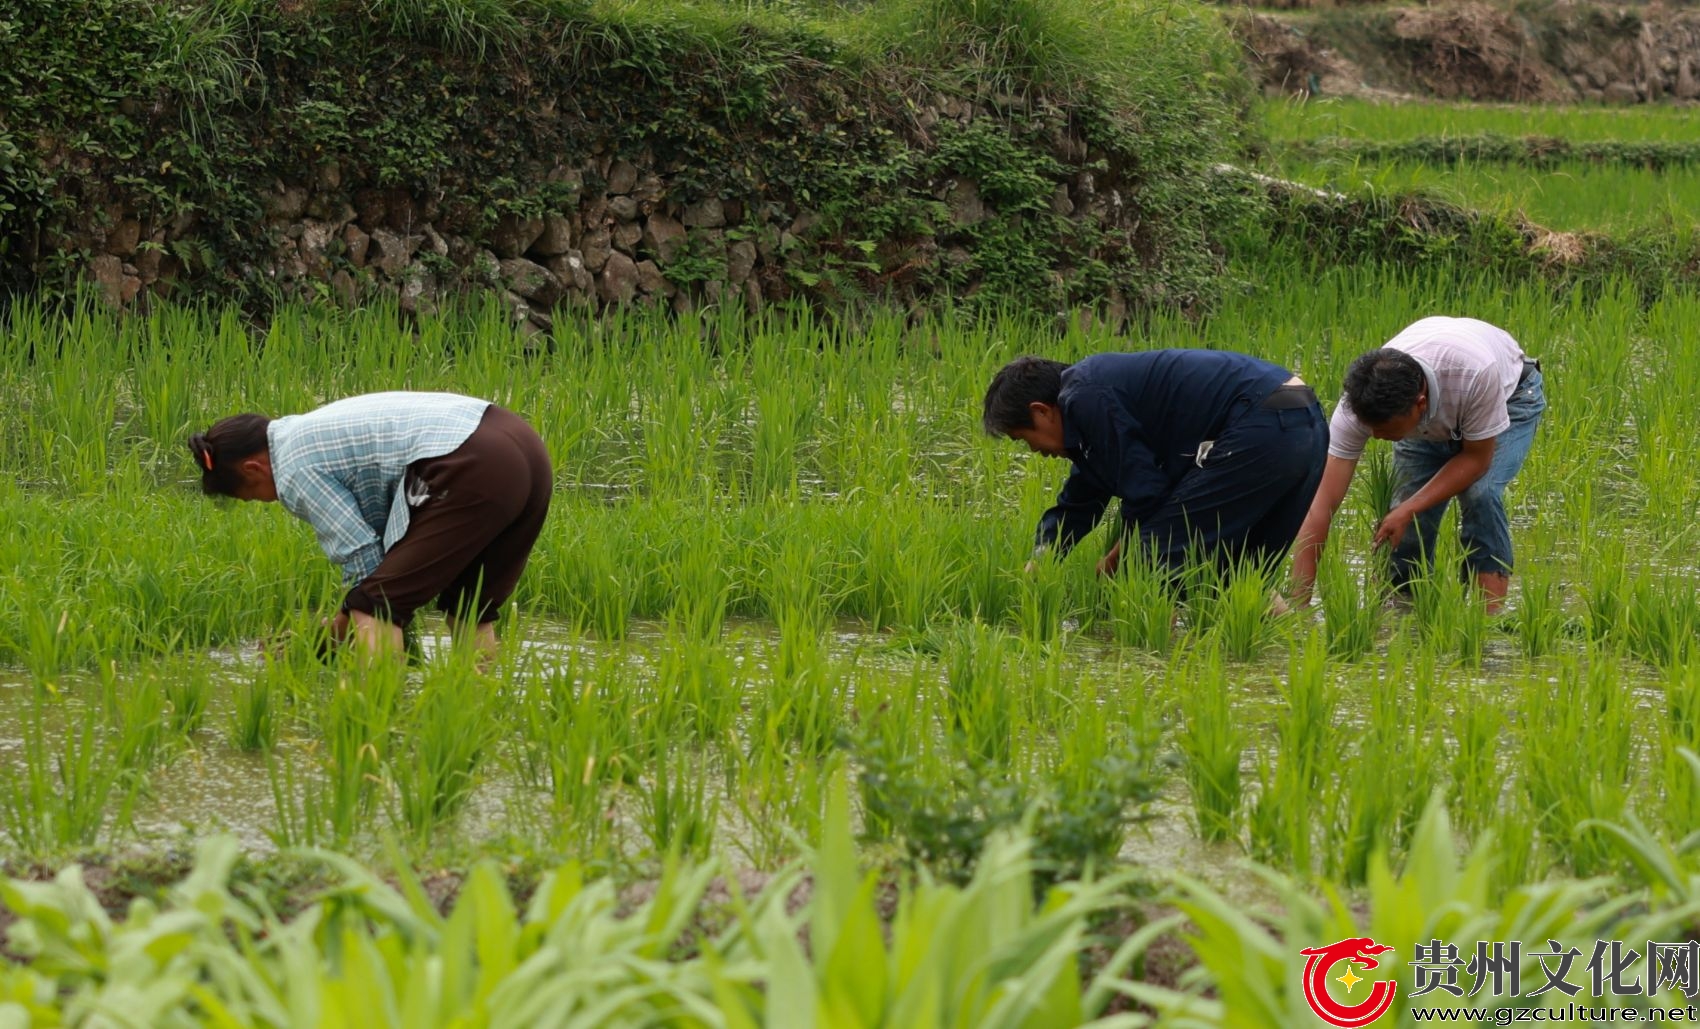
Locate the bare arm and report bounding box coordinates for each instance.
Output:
[1373,436,1495,551]
[1290,455,1358,601]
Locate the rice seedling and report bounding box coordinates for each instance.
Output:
[1261,96,1700,144]
[1316,544,1384,661]
[938,619,1017,767]
[5,242,1700,1001]
[1105,549,1179,653]
[1518,654,1638,876]
[1447,685,1508,840]
[660,518,736,644]
[1626,571,1700,668]
[1013,554,1074,644]
[1328,653,1445,884]
[298,663,406,848]
[1507,556,1568,658]
[1270,150,1700,232]
[1249,635,1340,872]
[387,663,500,845]
[103,665,173,771]
[1194,558,1282,662]
[652,624,747,747]
[637,751,719,861]
[0,696,140,853]
[1172,643,1245,843]
[1405,546,1490,668]
[228,669,278,753]
[1581,540,1631,644]
[161,663,210,737]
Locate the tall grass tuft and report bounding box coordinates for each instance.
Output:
[389,663,499,844]
[1173,644,1244,844]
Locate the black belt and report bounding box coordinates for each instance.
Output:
[1521,356,1541,378]
[1260,383,1318,411]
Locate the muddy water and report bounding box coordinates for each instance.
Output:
[0,613,1665,900]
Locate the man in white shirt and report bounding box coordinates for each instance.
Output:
[1290,317,1546,611]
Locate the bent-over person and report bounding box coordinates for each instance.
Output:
[984,350,1329,581]
[188,391,552,659]
[1291,316,1546,612]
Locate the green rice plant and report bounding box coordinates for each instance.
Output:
[265,746,324,849]
[660,518,735,644]
[860,508,962,633]
[726,743,840,867]
[956,516,1021,625]
[17,606,94,687]
[7,257,1700,891]
[105,667,173,772]
[309,664,405,847]
[1626,571,1700,668]
[1281,134,1700,171]
[938,619,1016,767]
[1490,792,1548,894]
[1316,545,1385,661]
[1248,635,1339,872]
[637,752,718,861]
[1271,148,1700,233]
[1013,552,1072,644]
[1172,643,1245,843]
[653,623,747,746]
[568,534,639,641]
[228,666,279,753]
[1197,558,1282,662]
[1261,97,1700,144]
[1446,686,1507,840]
[1406,556,1489,668]
[531,651,640,827]
[1328,658,1445,885]
[387,664,499,845]
[161,665,211,737]
[1104,548,1178,653]
[745,615,847,763]
[749,380,811,501]
[1509,557,1557,663]
[1518,654,1638,876]
[1358,447,1397,533]
[0,697,140,853]
[755,526,838,631]
[847,657,937,774]
[1581,540,1631,644]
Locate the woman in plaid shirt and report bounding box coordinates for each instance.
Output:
[188,391,552,659]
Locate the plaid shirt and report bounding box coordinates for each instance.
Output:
[268,392,490,584]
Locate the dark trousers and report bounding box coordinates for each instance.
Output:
[1127,395,1329,575]
[345,406,553,627]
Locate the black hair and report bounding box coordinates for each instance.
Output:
[982,356,1069,436]
[188,413,271,496]
[1342,348,1425,425]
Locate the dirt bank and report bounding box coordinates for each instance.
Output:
[1233,1,1700,103]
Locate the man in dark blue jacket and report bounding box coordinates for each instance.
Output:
[984,351,1328,578]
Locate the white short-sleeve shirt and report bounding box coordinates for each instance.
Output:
[1328,317,1528,461]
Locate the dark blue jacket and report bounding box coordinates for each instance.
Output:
[1037,350,1292,554]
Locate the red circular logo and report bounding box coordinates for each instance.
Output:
[1299,938,1399,1027]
